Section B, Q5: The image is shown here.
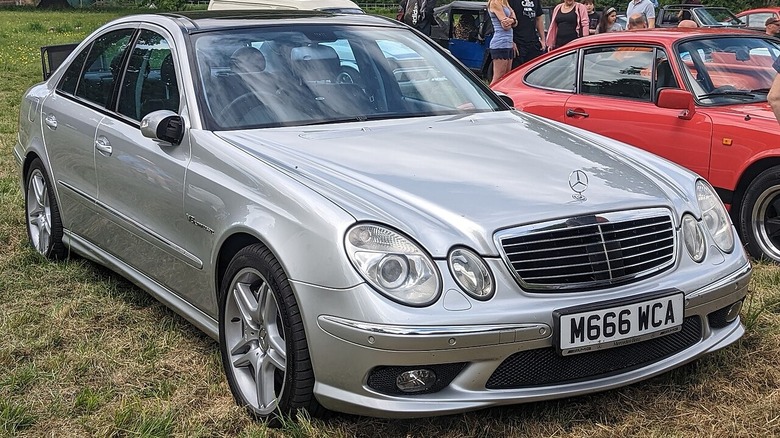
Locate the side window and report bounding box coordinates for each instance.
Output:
[655,49,678,91]
[58,48,89,95]
[117,30,178,121]
[72,29,134,108]
[525,52,576,91]
[581,46,653,101]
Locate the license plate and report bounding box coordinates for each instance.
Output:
[554,291,684,356]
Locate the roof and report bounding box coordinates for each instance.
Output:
[433,1,486,14]
[563,27,761,45]
[152,10,398,32]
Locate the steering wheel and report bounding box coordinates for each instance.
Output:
[337,66,361,85]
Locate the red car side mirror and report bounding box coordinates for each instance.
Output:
[656,88,696,120]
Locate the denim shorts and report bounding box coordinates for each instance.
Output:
[490,48,514,60]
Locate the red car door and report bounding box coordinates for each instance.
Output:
[563,46,714,179]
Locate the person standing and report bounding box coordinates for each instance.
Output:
[596,7,623,33]
[583,0,601,34]
[769,57,780,124]
[766,16,780,37]
[402,0,436,36]
[546,0,589,51]
[626,0,655,28]
[488,0,517,84]
[509,0,547,68]
[627,13,648,29]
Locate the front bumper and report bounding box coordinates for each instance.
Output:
[293,258,751,418]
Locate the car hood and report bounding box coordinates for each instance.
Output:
[216,111,696,256]
[715,101,778,122]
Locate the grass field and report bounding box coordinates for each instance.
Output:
[1,7,780,437]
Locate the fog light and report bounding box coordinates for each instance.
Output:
[726,300,743,323]
[395,369,437,393]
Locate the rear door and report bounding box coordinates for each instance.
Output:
[42,28,135,238]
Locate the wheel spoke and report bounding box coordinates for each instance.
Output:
[232,342,261,369]
[257,355,279,410]
[230,335,255,357]
[766,217,780,240]
[259,283,276,327]
[233,282,260,329]
[32,175,46,209]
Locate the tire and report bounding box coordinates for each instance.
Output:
[739,166,780,262]
[24,158,66,259]
[218,243,323,423]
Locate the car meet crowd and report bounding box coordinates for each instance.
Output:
[12,0,780,424]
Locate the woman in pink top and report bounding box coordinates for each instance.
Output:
[545,0,589,51]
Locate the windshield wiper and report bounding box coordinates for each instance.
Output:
[698,90,757,100]
[749,88,771,93]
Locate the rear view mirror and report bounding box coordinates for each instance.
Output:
[656,88,695,120]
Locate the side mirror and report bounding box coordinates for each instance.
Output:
[494,91,515,108]
[656,88,695,120]
[140,110,184,145]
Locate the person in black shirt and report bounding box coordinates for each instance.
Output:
[583,0,601,34]
[509,0,547,69]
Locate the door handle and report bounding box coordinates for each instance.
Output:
[566,108,589,118]
[95,136,113,156]
[44,114,57,130]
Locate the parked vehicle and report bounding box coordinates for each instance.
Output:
[207,0,363,13]
[655,5,744,28]
[493,28,780,263]
[735,7,780,32]
[17,12,750,422]
[430,1,550,77]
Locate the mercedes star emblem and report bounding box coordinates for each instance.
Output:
[569,170,588,199]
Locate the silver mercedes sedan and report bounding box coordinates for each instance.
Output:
[15,11,751,421]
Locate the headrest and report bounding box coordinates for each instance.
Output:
[230,46,267,74]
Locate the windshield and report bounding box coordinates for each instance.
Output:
[193,25,501,130]
[677,36,780,104]
[692,7,744,27]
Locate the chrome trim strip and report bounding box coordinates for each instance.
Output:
[688,262,752,302]
[59,180,203,269]
[318,315,551,351]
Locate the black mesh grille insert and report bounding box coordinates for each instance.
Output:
[486,317,701,389]
[708,300,742,329]
[499,210,675,291]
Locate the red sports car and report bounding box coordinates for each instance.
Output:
[735,7,780,32]
[492,28,780,262]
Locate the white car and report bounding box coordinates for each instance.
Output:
[207,0,363,14]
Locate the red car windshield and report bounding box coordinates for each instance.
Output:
[677,36,780,104]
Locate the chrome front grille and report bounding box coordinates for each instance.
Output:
[497,208,676,291]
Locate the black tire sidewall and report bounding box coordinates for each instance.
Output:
[218,243,318,422]
[24,158,65,259]
[739,167,780,262]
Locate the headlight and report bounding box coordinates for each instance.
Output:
[682,214,706,262]
[345,224,441,306]
[696,180,734,253]
[448,247,494,300]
